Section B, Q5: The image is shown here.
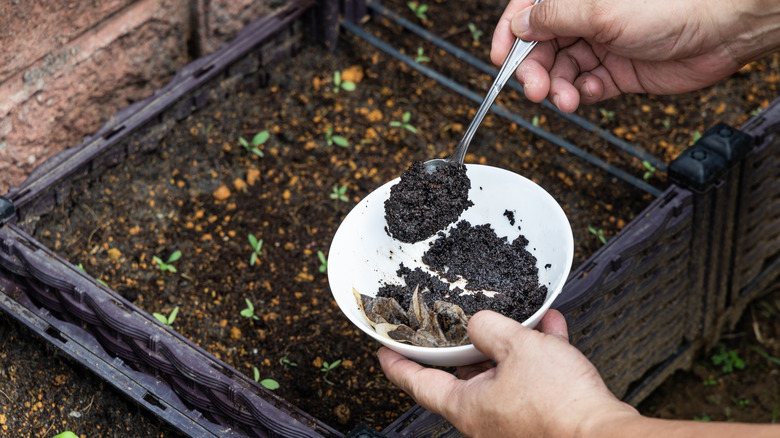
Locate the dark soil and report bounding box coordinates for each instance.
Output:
[3,0,780,436]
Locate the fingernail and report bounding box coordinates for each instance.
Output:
[510,7,531,36]
[582,81,594,98]
[551,93,560,108]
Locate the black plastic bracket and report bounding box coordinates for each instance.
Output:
[668,122,754,193]
[346,424,388,438]
[0,196,14,226]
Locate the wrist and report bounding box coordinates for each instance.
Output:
[720,0,780,64]
[568,399,641,438]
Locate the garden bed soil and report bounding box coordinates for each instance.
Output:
[4,0,780,435]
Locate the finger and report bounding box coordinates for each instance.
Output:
[537,309,569,342]
[491,0,539,66]
[511,0,601,42]
[467,310,530,362]
[514,59,551,103]
[377,347,461,414]
[456,359,495,380]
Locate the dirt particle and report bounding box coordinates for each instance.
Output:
[213,185,231,200]
[246,168,260,186]
[233,178,248,192]
[229,327,241,340]
[107,248,121,260]
[341,65,364,83]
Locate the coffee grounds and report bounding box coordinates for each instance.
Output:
[378,221,547,323]
[384,161,473,243]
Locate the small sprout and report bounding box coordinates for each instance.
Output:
[252,367,280,390]
[76,263,108,287]
[599,108,615,123]
[320,359,342,385]
[693,415,711,422]
[153,250,181,273]
[642,160,657,181]
[153,306,179,327]
[53,433,78,438]
[330,184,349,202]
[317,250,328,273]
[326,125,350,147]
[332,70,356,93]
[737,398,750,408]
[692,130,702,144]
[702,376,717,386]
[241,298,260,320]
[389,111,418,134]
[588,226,607,245]
[662,118,671,129]
[532,115,540,127]
[248,234,263,266]
[407,1,428,20]
[280,356,298,367]
[238,130,268,157]
[711,345,745,373]
[467,23,483,42]
[414,46,430,63]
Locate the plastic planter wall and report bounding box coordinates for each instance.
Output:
[2,2,780,437]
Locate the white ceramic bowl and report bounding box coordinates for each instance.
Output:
[328,164,574,367]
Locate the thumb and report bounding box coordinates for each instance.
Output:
[510,0,598,42]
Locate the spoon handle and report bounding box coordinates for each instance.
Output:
[449,0,542,165]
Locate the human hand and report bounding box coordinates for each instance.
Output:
[378,309,638,438]
[491,0,780,113]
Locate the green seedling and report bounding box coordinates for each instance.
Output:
[407,1,428,20]
[692,130,702,144]
[280,356,298,367]
[238,130,268,158]
[241,298,260,320]
[737,398,750,408]
[320,359,342,385]
[662,118,671,129]
[153,250,181,273]
[326,125,350,147]
[153,306,179,327]
[711,344,745,373]
[76,263,108,287]
[693,415,711,422]
[389,111,418,134]
[252,367,280,390]
[317,250,328,273]
[467,23,483,42]
[588,226,607,245]
[330,184,349,202]
[642,160,657,181]
[332,70,356,93]
[248,234,263,266]
[532,115,540,127]
[414,46,430,63]
[53,432,78,438]
[599,108,615,123]
[702,376,717,386]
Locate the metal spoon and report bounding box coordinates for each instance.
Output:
[424,0,543,173]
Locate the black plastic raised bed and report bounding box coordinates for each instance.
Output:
[2,0,780,437]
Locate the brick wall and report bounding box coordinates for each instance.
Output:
[0,0,278,194]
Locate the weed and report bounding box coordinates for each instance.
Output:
[332,70,356,93]
[588,226,607,245]
[711,344,746,373]
[317,250,328,273]
[280,356,298,367]
[702,376,717,386]
[330,184,349,202]
[240,298,260,320]
[238,130,268,157]
[153,306,179,327]
[325,125,349,147]
[467,23,483,42]
[248,234,263,266]
[736,398,750,408]
[153,250,181,273]
[407,1,428,20]
[642,160,657,181]
[414,46,430,63]
[390,111,418,134]
[320,359,342,385]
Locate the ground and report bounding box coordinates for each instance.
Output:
[1,0,779,436]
